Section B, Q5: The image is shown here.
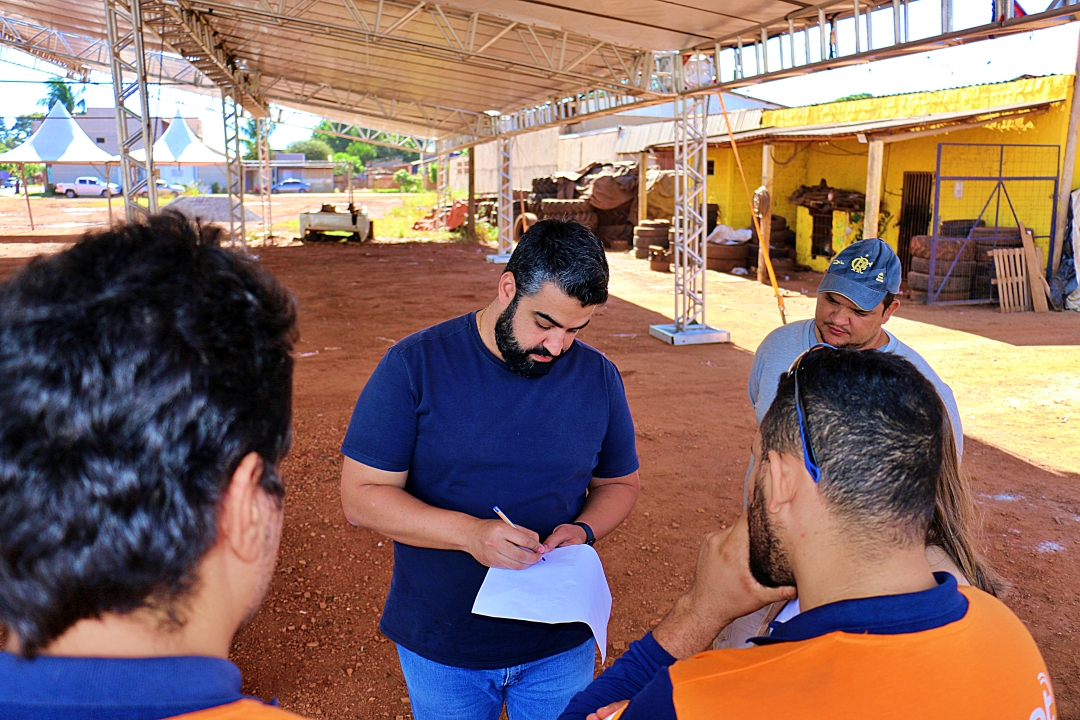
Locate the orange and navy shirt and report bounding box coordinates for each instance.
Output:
[560,573,1055,720]
[0,653,305,720]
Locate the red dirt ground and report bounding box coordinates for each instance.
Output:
[0,239,1077,719]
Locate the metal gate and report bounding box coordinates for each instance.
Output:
[921,143,1059,305]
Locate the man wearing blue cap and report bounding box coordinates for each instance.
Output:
[748,238,963,454]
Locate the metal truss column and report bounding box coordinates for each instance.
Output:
[104,0,156,221]
[221,89,247,248]
[650,95,729,345]
[435,154,448,230]
[256,117,273,243]
[487,136,513,263]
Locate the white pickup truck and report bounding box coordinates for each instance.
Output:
[55,176,120,198]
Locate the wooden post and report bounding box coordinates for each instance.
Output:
[20,164,33,231]
[467,146,476,242]
[759,143,775,283]
[864,138,884,240]
[1051,33,1080,275]
[637,151,648,225]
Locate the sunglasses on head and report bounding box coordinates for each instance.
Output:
[785,344,836,483]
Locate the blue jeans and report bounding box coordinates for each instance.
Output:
[396,639,596,720]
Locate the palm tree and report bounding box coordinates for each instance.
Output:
[37,79,86,114]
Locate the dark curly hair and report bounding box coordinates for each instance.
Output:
[0,212,297,656]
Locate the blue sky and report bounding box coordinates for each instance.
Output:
[0,19,1077,152]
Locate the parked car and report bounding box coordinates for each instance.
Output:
[136,179,186,198]
[55,176,120,198]
[271,178,311,193]
[2,177,17,188]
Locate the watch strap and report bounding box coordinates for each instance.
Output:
[572,521,596,546]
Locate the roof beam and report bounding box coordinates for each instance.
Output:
[138,0,268,116]
[184,0,666,96]
[0,12,215,88]
[312,121,438,153]
[683,0,1080,94]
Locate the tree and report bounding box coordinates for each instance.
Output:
[37,79,86,114]
[310,120,420,163]
[286,138,334,161]
[241,118,276,161]
[394,168,421,193]
[345,141,377,164]
[332,151,364,176]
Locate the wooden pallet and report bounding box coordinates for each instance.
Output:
[988,248,1031,313]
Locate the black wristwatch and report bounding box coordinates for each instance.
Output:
[573,521,596,546]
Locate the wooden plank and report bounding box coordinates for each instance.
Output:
[990,248,1032,313]
[1018,222,1049,313]
[863,138,884,240]
[1051,31,1080,275]
[759,143,774,284]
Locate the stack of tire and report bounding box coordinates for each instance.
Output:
[907,226,1022,304]
[530,176,559,216]
[633,220,670,259]
[540,198,598,232]
[746,215,796,272]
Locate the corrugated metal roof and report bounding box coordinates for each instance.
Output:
[646,100,1055,149]
[0,0,797,140]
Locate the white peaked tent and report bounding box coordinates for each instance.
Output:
[0,103,115,164]
[131,113,225,165]
[0,103,117,230]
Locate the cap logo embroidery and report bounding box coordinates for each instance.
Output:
[876,272,885,283]
[851,255,873,274]
[832,259,845,266]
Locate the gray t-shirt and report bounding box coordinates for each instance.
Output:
[748,319,964,456]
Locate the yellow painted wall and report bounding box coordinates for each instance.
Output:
[794,206,860,272]
[707,76,1077,265]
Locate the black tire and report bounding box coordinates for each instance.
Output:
[910,256,977,276]
[65,189,76,198]
[101,189,109,197]
[299,189,307,193]
[907,271,971,294]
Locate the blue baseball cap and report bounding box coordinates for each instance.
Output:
[817,239,902,311]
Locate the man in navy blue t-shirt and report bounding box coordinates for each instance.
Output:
[340,219,641,720]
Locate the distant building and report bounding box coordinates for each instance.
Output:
[242,153,335,193]
[31,108,227,189]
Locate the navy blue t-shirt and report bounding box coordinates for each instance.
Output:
[341,312,639,669]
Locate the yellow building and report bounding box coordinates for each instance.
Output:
[701,75,1074,272]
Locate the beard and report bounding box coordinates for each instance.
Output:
[747,477,796,588]
[494,297,561,378]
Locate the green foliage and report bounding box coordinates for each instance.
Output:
[310,120,420,163]
[37,79,86,114]
[332,152,365,176]
[211,182,222,194]
[286,138,334,162]
[394,168,422,193]
[345,141,378,163]
[427,162,438,185]
[836,92,873,102]
[240,118,276,161]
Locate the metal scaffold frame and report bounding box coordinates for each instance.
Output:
[650,92,729,345]
[256,116,273,243]
[435,153,447,230]
[221,89,247,247]
[104,0,156,221]
[487,135,513,263]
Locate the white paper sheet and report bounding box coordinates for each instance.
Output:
[471,544,612,661]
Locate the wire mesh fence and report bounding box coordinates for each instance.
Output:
[909,143,1059,305]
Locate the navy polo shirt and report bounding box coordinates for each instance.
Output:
[0,653,257,719]
[341,312,639,670]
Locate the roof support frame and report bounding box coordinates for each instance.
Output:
[682,0,1080,94]
[183,0,661,96]
[138,0,268,116]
